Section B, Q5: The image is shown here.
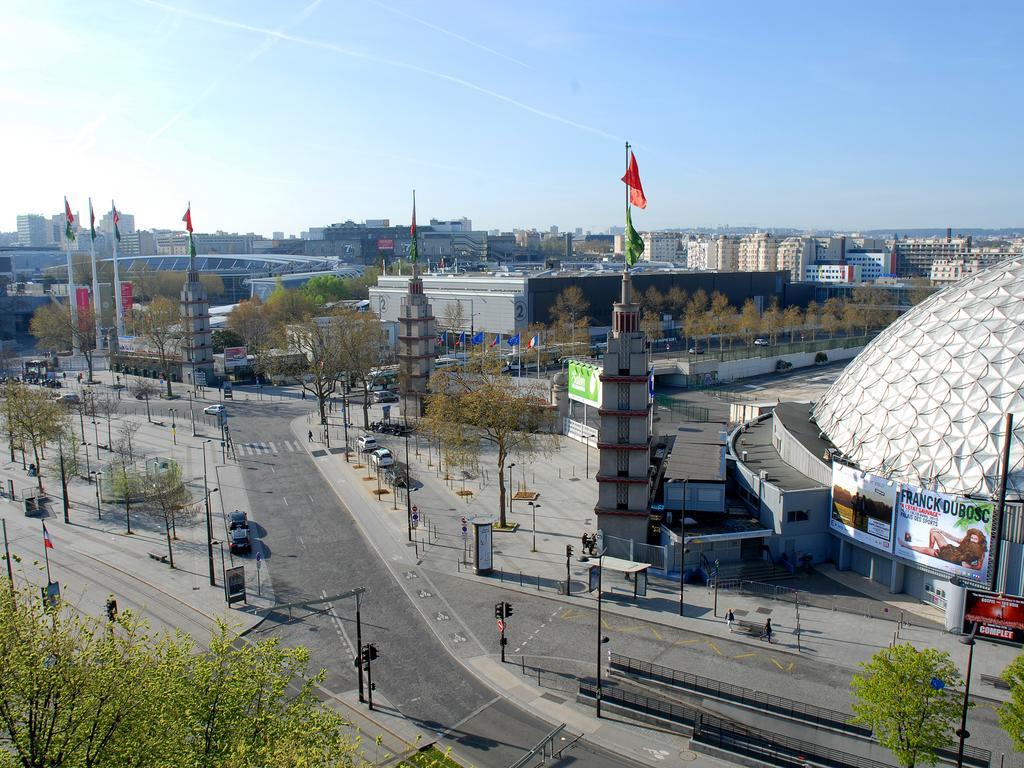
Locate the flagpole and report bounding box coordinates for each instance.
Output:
[88,198,103,356]
[42,523,52,584]
[111,201,125,337]
[64,199,79,354]
[624,141,631,274]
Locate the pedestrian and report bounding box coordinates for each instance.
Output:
[301,389,306,400]
[725,608,735,631]
[307,429,313,442]
[62,371,66,380]
[762,617,773,643]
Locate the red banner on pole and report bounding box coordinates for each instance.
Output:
[75,287,91,330]
[120,282,133,313]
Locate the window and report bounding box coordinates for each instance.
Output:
[786,509,809,523]
[617,383,630,410]
[616,449,629,476]
[617,417,630,443]
[616,484,629,509]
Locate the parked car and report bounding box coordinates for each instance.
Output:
[228,510,249,531]
[373,390,399,404]
[357,434,378,452]
[229,526,251,554]
[370,448,395,468]
[754,337,770,346]
[687,347,705,355]
[222,381,233,399]
[55,392,80,404]
[204,404,226,416]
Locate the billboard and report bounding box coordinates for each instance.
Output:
[223,346,248,368]
[120,282,133,314]
[963,591,1024,645]
[829,462,897,553]
[894,485,993,583]
[567,360,602,408]
[377,238,395,251]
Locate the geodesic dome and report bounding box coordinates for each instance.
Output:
[812,254,1024,500]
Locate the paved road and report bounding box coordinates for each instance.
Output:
[224,398,648,768]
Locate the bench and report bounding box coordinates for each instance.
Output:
[147,552,169,564]
[981,673,1010,690]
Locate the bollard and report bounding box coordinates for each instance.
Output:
[520,571,523,586]
[536,575,540,591]
[522,656,526,675]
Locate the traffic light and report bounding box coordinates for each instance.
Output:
[105,597,118,622]
[494,602,504,619]
[566,545,574,558]
[360,644,379,664]
[503,601,513,619]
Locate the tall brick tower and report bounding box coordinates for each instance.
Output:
[397,192,434,418]
[594,270,652,542]
[180,238,213,388]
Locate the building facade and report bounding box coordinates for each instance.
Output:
[737,232,778,272]
[640,232,681,262]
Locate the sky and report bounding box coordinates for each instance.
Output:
[3,0,1023,236]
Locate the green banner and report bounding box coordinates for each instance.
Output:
[567,360,601,407]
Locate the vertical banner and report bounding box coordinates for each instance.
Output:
[894,485,994,584]
[829,462,897,553]
[75,287,92,331]
[120,282,133,313]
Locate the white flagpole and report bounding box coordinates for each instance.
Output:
[111,200,125,337]
[88,198,103,355]
[64,200,79,354]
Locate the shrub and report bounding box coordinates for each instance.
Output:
[814,351,828,364]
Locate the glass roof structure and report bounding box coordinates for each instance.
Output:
[813,254,1024,500]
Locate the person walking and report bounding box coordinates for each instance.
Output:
[725,608,735,631]
[307,429,314,443]
[762,617,773,643]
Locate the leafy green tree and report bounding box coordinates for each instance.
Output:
[211,328,244,354]
[300,275,350,305]
[265,281,316,326]
[137,463,198,567]
[998,653,1024,750]
[851,644,964,768]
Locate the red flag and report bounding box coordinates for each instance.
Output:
[42,522,54,550]
[182,205,193,233]
[621,150,647,209]
[64,197,75,225]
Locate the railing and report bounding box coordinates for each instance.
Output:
[578,679,698,730]
[717,578,945,630]
[609,653,869,735]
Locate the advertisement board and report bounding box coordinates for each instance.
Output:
[377,238,395,251]
[963,591,1024,645]
[473,521,493,575]
[894,485,993,583]
[120,282,133,313]
[829,462,897,553]
[224,566,246,605]
[567,360,602,408]
[223,346,248,368]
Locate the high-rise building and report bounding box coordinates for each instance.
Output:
[640,232,680,262]
[595,271,653,543]
[16,214,51,246]
[776,237,814,282]
[685,238,714,271]
[737,232,779,272]
[99,210,135,238]
[714,235,739,271]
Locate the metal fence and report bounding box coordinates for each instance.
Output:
[654,397,711,422]
[602,533,668,571]
[609,653,869,736]
[717,578,945,630]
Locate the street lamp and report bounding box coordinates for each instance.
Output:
[188,392,196,436]
[202,441,216,586]
[169,409,177,445]
[404,418,413,542]
[92,471,102,518]
[956,622,978,768]
[595,547,610,717]
[507,462,516,522]
[679,477,688,616]
[528,502,541,552]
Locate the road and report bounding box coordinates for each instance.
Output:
[224,397,649,768]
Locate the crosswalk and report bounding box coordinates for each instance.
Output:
[236,440,306,457]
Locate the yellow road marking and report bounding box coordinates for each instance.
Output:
[706,641,723,656]
[558,607,587,621]
[672,639,699,646]
[771,658,785,670]
[787,662,795,672]
[735,652,757,659]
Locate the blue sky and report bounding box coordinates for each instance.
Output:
[3,0,1023,235]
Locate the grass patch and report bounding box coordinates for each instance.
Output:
[398,745,463,767]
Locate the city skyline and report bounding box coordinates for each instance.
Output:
[4,1,1023,234]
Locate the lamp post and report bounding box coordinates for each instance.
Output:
[404,419,413,542]
[343,395,351,463]
[507,462,516,523]
[528,502,541,552]
[93,471,102,518]
[956,623,978,768]
[679,477,688,616]
[169,409,177,445]
[58,441,70,524]
[202,441,216,586]
[595,548,609,717]
[189,392,196,436]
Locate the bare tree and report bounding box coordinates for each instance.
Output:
[131,379,159,423]
[131,297,182,398]
[333,309,387,429]
[110,421,142,535]
[226,298,274,378]
[274,316,344,424]
[138,464,198,567]
[30,301,99,382]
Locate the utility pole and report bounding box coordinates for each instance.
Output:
[405,418,413,542]
[202,441,215,586]
[355,592,364,703]
[58,442,70,524]
[360,643,378,711]
[565,545,573,595]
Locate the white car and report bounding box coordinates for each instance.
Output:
[370,448,395,468]
[357,434,378,452]
[204,404,227,416]
[754,338,770,346]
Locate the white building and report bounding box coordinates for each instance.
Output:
[738,232,778,272]
[714,235,739,271]
[776,237,814,281]
[640,232,680,262]
[16,214,52,246]
[804,264,862,283]
[685,239,714,271]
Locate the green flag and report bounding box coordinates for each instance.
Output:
[625,207,644,267]
[408,192,418,264]
[189,234,197,258]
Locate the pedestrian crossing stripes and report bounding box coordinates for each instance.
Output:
[237,440,304,456]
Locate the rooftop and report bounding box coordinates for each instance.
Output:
[774,401,834,464]
[663,423,729,483]
[733,416,824,492]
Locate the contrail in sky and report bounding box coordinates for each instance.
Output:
[148,0,324,143]
[137,0,620,143]
[365,0,531,69]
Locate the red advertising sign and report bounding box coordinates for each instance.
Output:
[377,238,394,251]
[223,346,248,368]
[120,282,133,313]
[74,287,91,330]
[964,590,1024,645]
